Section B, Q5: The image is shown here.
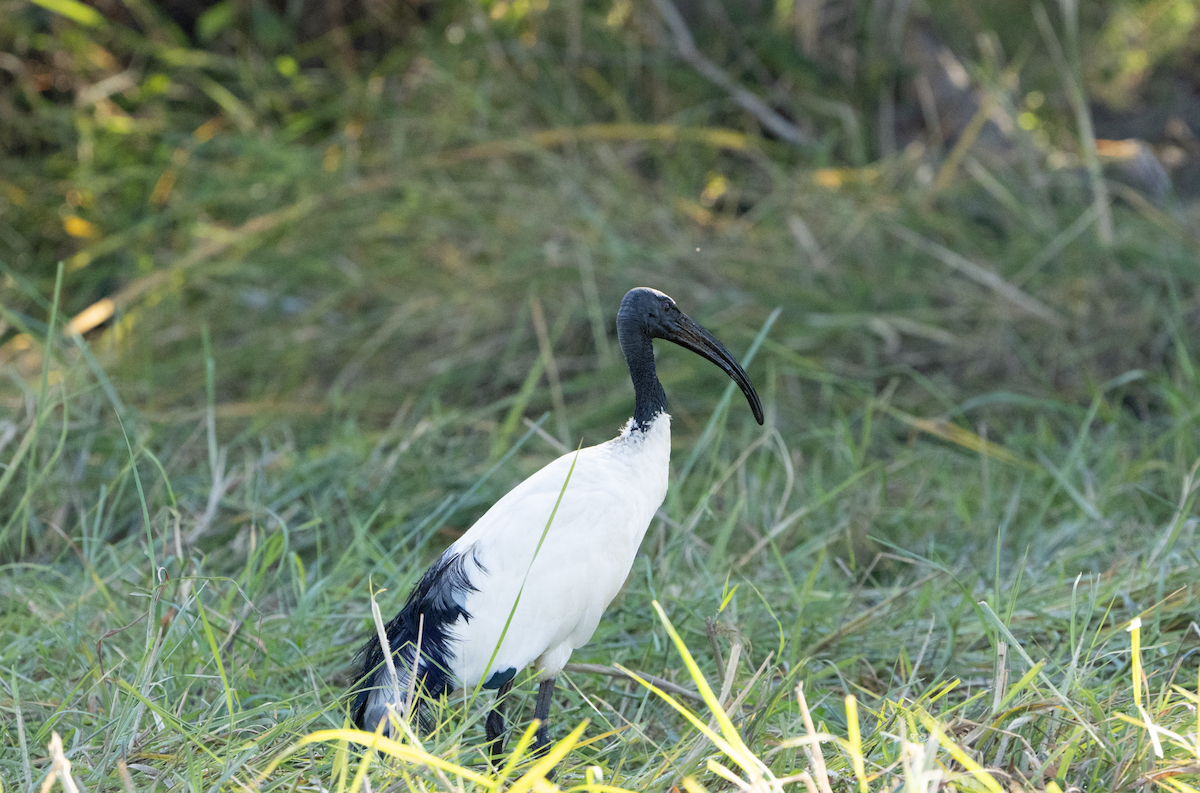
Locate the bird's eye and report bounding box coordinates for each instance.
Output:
[662,301,673,313]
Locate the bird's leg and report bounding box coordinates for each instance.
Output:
[532,677,556,756]
[531,677,560,782]
[486,680,514,758]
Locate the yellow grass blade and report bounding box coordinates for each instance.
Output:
[1129,617,1145,711]
[428,124,751,166]
[886,408,1031,468]
[615,664,745,762]
[496,720,539,787]
[650,601,766,776]
[256,728,492,786]
[914,710,1004,793]
[705,758,751,790]
[845,696,868,793]
[1156,779,1200,793]
[507,719,590,793]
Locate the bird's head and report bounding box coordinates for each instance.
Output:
[617,287,764,425]
[617,286,681,338]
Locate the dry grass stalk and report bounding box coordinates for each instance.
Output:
[39,733,83,793]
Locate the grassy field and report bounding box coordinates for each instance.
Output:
[3,1,1200,792]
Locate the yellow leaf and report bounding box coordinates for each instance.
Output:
[63,216,100,239]
[701,173,728,206]
[814,168,843,189]
[194,117,221,142]
[813,167,880,190]
[67,299,114,335]
[149,170,177,206]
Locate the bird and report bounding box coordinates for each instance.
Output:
[351,286,764,758]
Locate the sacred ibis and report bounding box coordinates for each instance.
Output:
[351,286,764,756]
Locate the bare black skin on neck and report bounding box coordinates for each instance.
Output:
[617,290,669,429]
[617,319,668,429]
[615,287,765,431]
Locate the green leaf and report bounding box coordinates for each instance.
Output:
[196,1,234,42]
[31,0,103,27]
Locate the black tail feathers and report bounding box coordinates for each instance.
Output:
[350,550,478,732]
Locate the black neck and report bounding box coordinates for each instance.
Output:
[618,322,667,429]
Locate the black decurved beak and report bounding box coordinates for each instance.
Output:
[665,313,764,425]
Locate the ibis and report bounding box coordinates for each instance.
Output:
[351,286,764,757]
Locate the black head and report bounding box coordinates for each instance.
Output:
[617,287,680,337]
[617,287,764,425]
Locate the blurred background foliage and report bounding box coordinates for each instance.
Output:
[1,0,1200,548]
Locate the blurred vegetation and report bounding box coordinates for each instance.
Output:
[2,1,1200,791]
[3,0,1198,430]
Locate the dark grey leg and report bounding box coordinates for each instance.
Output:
[486,679,514,758]
[532,677,555,755]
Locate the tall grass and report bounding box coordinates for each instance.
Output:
[4,300,1200,791]
[4,1,1200,791]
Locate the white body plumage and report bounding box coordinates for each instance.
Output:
[449,413,671,688]
[359,414,670,729]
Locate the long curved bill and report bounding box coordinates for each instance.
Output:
[667,313,765,425]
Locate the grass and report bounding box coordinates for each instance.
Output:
[4,1,1200,792]
[5,300,1200,791]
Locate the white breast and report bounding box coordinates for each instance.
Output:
[444,413,672,688]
